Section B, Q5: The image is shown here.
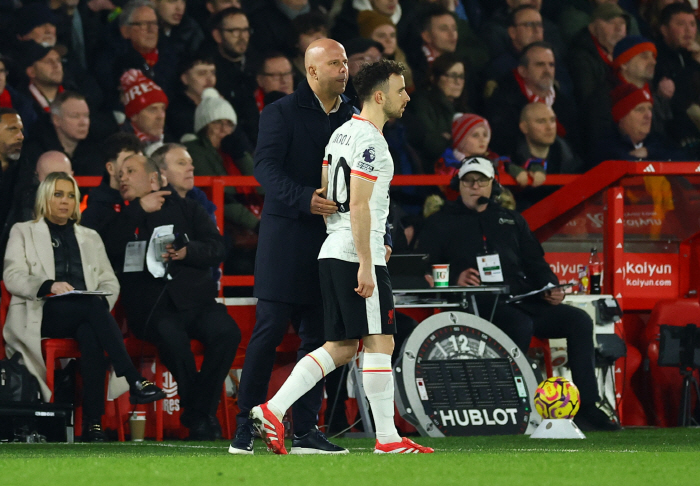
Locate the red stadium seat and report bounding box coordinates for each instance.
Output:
[644,299,700,427]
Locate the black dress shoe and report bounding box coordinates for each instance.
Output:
[574,405,622,432]
[129,379,166,404]
[209,415,222,440]
[83,420,108,443]
[290,427,348,455]
[186,416,217,441]
[228,423,255,455]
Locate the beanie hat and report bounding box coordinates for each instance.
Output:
[451,113,491,149]
[194,88,237,133]
[120,69,169,119]
[611,83,653,123]
[358,10,395,39]
[613,35,657,69]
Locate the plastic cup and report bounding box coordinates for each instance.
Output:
[432,264,450,287]
[129,411,146,441]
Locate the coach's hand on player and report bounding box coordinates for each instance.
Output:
[355,265,375,298]
[310,188,338,215]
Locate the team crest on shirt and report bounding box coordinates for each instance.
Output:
[363,147,376,162]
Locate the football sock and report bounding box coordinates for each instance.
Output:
[363,352,401,444]
[267,347,336,420]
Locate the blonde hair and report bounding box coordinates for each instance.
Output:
[34,171,82,224]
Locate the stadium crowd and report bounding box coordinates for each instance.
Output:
[1,0,697,443]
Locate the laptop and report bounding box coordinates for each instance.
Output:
[387,253,431,290]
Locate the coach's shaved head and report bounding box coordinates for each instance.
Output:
[304,38,348,111]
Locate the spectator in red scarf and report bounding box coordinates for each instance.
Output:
[254,53,294,113]
[184,88,260,232]
[96,0,178,111]
[568,4,628,105]
[484,41,581,158]
[20,43,65,125]
[184,87,261,274]
[119,69,170,153]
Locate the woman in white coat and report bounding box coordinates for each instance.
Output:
[3,172,165,441]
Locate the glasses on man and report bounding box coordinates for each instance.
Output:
[222,27,253,36]
[460,177,491,187]
[262,71,293,80]
[129,20,159,29]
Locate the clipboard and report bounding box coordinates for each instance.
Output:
[505,283,573,304]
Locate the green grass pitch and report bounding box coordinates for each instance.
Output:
[2,429,700,486]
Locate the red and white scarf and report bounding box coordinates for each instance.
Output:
[513,69,566,137]
[28,83,65,112]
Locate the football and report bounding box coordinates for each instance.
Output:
[534,377,581,419]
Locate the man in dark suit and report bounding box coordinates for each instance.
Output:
[103,153,241,441]
[229,38,357,455]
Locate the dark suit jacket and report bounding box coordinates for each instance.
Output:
[253,79,357,304]
[102,188,224,327]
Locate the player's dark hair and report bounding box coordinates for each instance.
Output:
[659,3,695,27]
[353,59,406,102]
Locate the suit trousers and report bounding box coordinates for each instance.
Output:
[236,299,326,433]
[133,299,241,417]
[41,295,140,421]
[490,301,600,406]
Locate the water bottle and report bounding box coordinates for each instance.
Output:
[588,248,602,294]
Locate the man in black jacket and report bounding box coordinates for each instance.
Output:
[484,42,580,157]
[417,156,619,432]
[103,153,240,440]
[229,38,357,455]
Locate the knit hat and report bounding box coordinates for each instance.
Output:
[358,10,395,39]
[194,88,237,133]
[611,83,653,123]
[451,113,491,149]
[120,69,169,119]
[457,156,495,179]
[613,35,657,69]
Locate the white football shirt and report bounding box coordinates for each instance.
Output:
[318,115,393,266]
